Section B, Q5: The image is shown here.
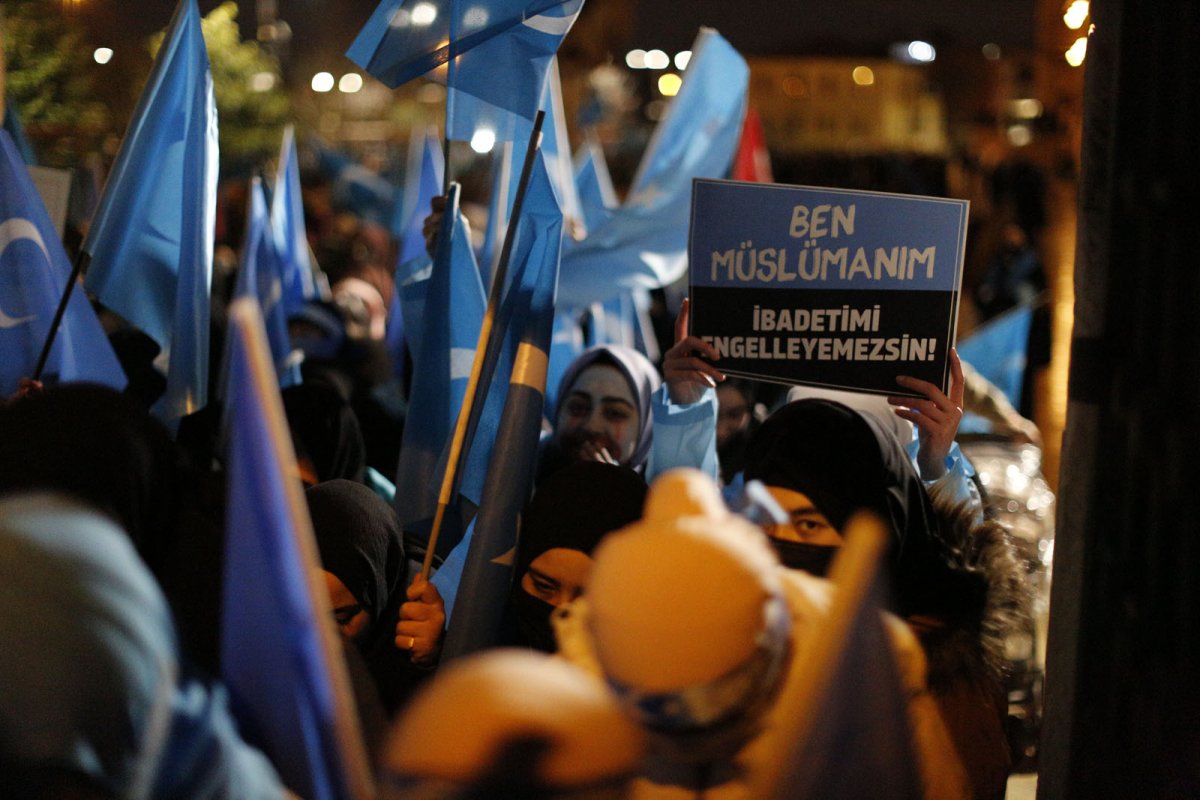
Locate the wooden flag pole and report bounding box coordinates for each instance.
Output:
[228,299,375,800]
[420,109,545,580]
[32,249,91,382]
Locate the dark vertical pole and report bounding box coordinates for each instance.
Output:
[32,250,90,381]
[1041,3,1200,798]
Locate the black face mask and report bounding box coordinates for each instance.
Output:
[510,588,559,653]
[769,540,839,577]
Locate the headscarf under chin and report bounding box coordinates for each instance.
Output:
[744,398,947,615]
[552,345,661,471]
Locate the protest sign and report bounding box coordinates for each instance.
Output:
[688,179,967,397]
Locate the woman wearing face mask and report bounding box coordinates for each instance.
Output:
[508,462,647,652]
[553,469,972,800]
[743,399,1031,800]
[307,480,444,717]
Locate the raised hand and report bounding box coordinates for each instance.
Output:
[887,347,965,480]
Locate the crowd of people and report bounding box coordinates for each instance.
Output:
[0,140,1041,798]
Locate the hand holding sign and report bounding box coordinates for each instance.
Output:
[663,297,726,405]
[888,347,965,480]
[687,180,967,397]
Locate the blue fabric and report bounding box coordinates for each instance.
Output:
[558,28,747,307]
[439,157,561,660]
[573,137,617,234]
[220,300,359,800]
[544,307,584,413]
[906,437,981,514]
[348,0,584,131]
[392,185,486,535]
[429,516,475,622]
[82,0,217,425]
[395,252,432,358]
[456,155,563,507]
[235,179,300,387]
[2,98,36,165]
[0,131,126,395]
[395,129,444,264]
[309,138,398,226]
[443,4,583,142]
[0,494,284,800]
[478,60,575,286]
[573,139,643,355]
[958,303,1034,434]
[272,126,320,316]
[646,384,719,483]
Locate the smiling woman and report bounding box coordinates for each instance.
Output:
[547,345,661,475]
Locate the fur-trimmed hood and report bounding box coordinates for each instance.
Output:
[916,491,1034,695]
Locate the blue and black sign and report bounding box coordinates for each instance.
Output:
[688,179,967,397]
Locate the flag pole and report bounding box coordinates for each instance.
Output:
[441,12,459,195]
[32,249,91,382]
[420,109,545,580]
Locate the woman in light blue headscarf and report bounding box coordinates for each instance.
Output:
[0,494,287,800]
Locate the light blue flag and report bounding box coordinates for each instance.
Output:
[573,137,636,350]
[394,128,444,265]
[272,126,319,316]
[395,252,432,358]
[347,0,583,133]
[236,178,300,388]
[2,99,37,166]
[392,184,486,538]
[573,136,617,234]
[957,303,1034,433]
[82,0,218,425]
[439,158,562,659]
[456,155,562,508]
[219,298,373,800]
[0,131,126,395]
[429,515,474,622]
[479,59,577,286]
[545,307,583,414]
[478,143,512,285]
[558,27,747,308]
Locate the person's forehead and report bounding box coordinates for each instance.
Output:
[764,485,821,514]
[568,364,636,405]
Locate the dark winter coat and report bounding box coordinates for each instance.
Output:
[920,489,1033,800]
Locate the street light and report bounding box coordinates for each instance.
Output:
[312,72,335,92]
[1063,1,1089,30]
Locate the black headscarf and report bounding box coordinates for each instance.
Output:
[0,384,178,566]
[744,398,949,616]
[516,462,648,580]
[308,480,429,717]
[283,382,367,485]
[512,462,647,652]
[306,479,406,641]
